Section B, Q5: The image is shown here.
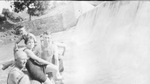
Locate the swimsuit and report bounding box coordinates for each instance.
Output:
[26,58,47,83]
[24,48,47,83]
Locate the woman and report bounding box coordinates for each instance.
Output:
[23,36,62,84]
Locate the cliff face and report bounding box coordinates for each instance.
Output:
[52,1,150,84]
[17,1,94,35]
[19,14,63,35]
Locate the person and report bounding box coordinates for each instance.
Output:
[40,31,66,81]
[15,25,37,45]
[15,25,37,50]
[55,41,67,75]
[23,37,55,84]
[4,37,62,84]
[2,25,37,70]
[40,32,59,68]
[7,50,30,84]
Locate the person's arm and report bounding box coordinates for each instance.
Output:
[24,49,52,65]
[33,48,41,58]
[15,36,23,44]
[2,60,14,70]
[14,43,19,55]
[53,44,59,67]
[55,42,67,56]
[55,42,66,47]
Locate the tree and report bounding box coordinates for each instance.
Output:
[0,14,6,24]
[2,8,23,22]
[11,0,49,21]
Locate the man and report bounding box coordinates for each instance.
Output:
[15,25,37,50]
[16,25,37,45]
[40,32,60,78]
[7,50,30,84]
[40,31,66,82]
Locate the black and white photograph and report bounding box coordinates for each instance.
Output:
[0,0,150,84]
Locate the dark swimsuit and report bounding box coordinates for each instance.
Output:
[24,49,47,83]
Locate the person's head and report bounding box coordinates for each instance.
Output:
[25,37,35,50]
[42,31,52,45]
[18,26,27,35]
[14,50,28,69]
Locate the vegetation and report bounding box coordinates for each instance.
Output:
[0,14,6,24]
[2,8,23,22]
[11,0,49,21]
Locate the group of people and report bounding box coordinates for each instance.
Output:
[2,25,66,84]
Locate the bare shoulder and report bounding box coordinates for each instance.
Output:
[23,48,32,56]
[23,48,31,52]
[55,41,66,47]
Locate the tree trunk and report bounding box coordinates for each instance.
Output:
[27,6,32,21]
[29,14,31,21]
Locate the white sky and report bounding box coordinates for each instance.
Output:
[0,1,12,14]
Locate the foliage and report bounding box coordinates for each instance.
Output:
[11,0,49,17]
[0,14,6,24]
[2,8,23,22]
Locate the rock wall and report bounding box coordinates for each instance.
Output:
[20,14,63,35]
[18,2,94,35]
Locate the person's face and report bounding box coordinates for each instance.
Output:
[43,35,51,45]
[19,28,26,35]
[26,39,35,50]
[16,56,27,69]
